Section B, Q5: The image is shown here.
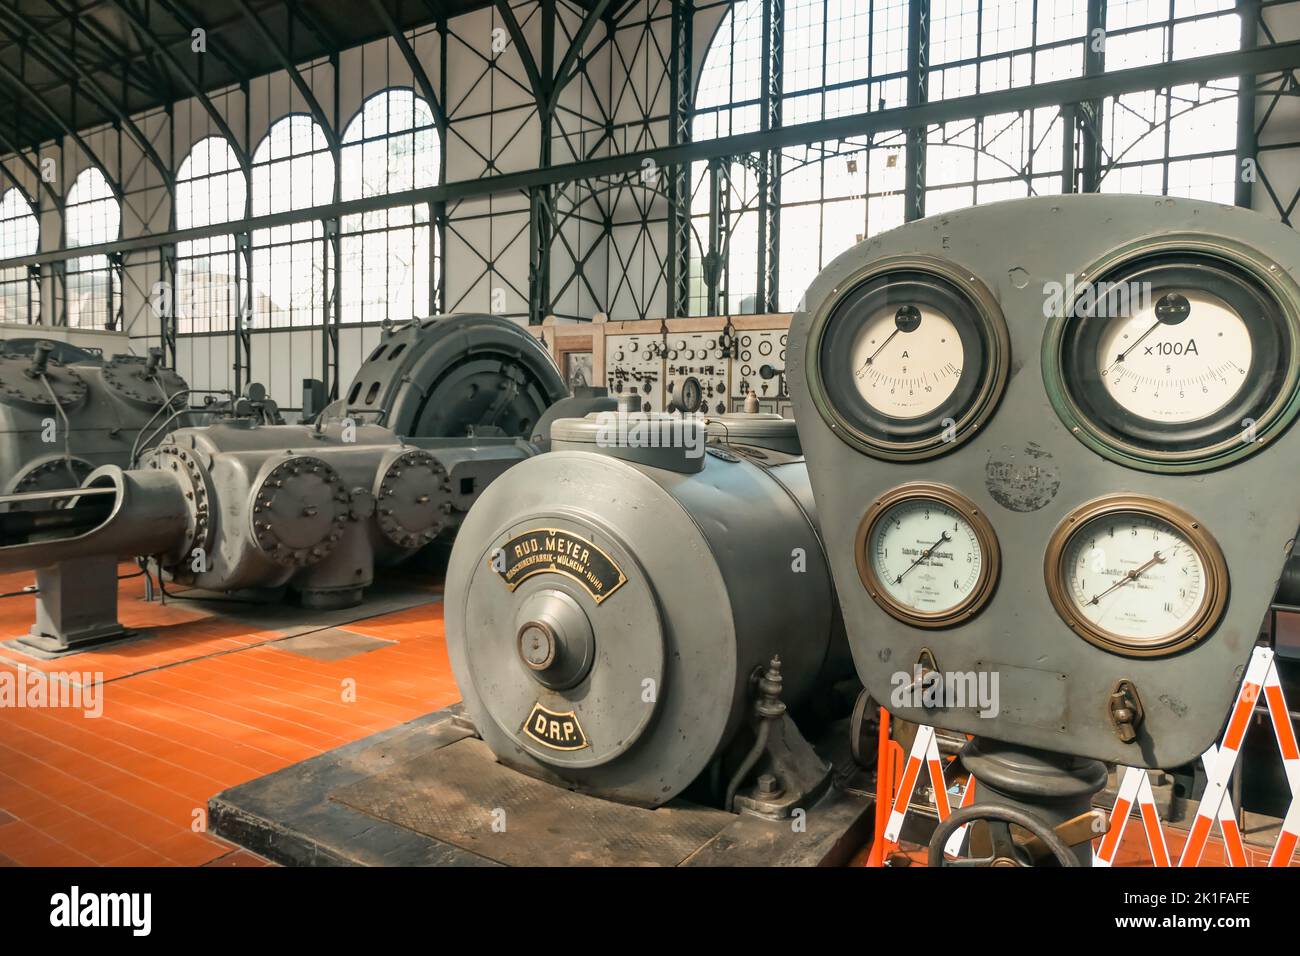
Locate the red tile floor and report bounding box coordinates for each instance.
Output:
[0,566,458,866]
[0,565,1265,867]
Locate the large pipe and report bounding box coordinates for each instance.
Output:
[0,466,190,574]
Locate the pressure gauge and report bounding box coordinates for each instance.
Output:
[854,483,1000,628]
[1044,243,1300,472]
[1044,494,1228,657]
[806,257,1010,460]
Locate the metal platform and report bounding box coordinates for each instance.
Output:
[209,706,874,867]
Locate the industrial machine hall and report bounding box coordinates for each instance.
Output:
[1,0,1300,919]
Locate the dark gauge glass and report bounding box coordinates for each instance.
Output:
[1044,246,1300,472]
[807,258,1009,460]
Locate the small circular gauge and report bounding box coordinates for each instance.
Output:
[1044,494,1228,657]
[1045,242,1300,472]
[807,257,1010,460]
[854,483,1000,628]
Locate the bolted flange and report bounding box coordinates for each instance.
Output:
[250,455,348,568]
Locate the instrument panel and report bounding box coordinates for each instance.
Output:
[733,330,790,409]
[604,331,663,412]
[534,315,796,416]
[788,195,1300,769]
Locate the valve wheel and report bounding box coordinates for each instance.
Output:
[928,804,1080,868]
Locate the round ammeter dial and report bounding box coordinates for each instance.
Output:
[808,258,1010,460]
[1045,495,1228,657]
[1046,246,1300,472]
[854,483,1001,628]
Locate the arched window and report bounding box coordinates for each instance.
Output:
[0,187,39,323]
[250,115,334,327]
[176,136,247,334]
[340,89,440,324]
[65,167,120,328]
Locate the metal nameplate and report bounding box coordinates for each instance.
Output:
[495,528,628,604]
[522,702,589,751]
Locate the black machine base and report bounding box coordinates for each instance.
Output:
[209,705,874,867]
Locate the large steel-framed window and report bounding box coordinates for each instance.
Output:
[691,0,911,314]
[691,0,1254,313]
[339,88,441,325]
[0,187,38,323]
[1099,0,1243,201]
[249,114,334,328]
[176,136,248,334]
[64,167,121,329]
[923,0,1087,214]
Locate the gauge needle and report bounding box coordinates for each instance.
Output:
[1103,321,1160,374]
[895,531,951,584]
[1087,550,1166,606]
[863,328,900,368]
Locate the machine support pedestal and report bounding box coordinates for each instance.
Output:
[954,737,1108,866]
[19,555,127,654]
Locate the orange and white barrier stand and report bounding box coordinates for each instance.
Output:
[1094,766,1170,867]
[1180,646,1278,866]
[1261,655,1299,866]
[1200,745,1249,866]
[883,723,974,849]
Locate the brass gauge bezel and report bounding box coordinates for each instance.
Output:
[805,255,1011,461]
[854,482,1001,628]
[1043,494,1229,657]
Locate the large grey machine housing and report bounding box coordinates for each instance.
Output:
[788,195,1300,771]
[445,412,851,810]
[0,341,189,499]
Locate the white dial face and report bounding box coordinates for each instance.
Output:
[851,304,964,418]
[1096,290,1252,424]
[869,499,985,615]
[1063,513,1208,646]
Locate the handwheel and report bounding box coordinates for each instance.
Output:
[849,689,879,770]
[928,804,1080,867]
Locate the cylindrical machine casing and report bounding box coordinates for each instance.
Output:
[446,420,840,807]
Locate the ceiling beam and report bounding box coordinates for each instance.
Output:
[0,7,174,190]
[109,0,250,171]
[0,56,122,201]
[229,0,340,150]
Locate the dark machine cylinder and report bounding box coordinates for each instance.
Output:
[445,413,847,807]
[339,314,567,439]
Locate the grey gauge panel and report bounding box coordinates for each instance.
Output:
[788,195,1300,769]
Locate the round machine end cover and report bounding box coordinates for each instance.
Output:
[101,354,187,407]
[250,455,349,567]
[374,448,450,549]
[0,352,88,408]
